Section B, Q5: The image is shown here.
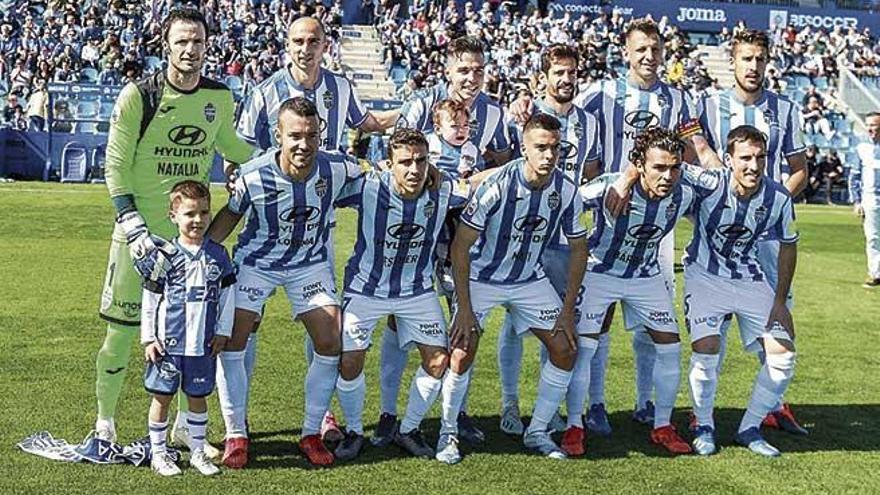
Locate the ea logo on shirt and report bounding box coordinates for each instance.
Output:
[280,206,320,224]
[514,215,548,232]
[168,125,207,146]
[624,110,659,130]
[387,223,426,240]
[717,224,753,240]
[627,224,664,241]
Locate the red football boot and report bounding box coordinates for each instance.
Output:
[650,425,693,455]
[560,426,586,456]
[222,437,249,469]
[300,434,334,466]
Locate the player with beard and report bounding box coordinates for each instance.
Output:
[692,30,809,447]
[494,44,601,443]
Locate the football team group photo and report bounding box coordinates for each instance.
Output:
[3,0,879,492]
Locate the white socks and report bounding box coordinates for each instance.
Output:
[187,411,208,452]
[217,350,248,438]
[303,353,340,436]
[526,362,573,435]
[379,326,408,416]
[400,366,444,434]
[589,332,610,405]
[497,316,523,406]
[739,351,796,433]
[440,369,470,435]
[632,329,656,409]
[149,419,168,454]
[337,373,367,435]
[652,341,682,428]
[566,337,599,428]
[688,352,720,429]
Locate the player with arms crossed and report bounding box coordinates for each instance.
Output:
[333,129,482,461]
[693,29,808,435]
[850,112,880,288]
[684,125,799,457]
[376,35,513,446]
[569,127,695,456]
[140,181,235,476]
[207,97,363,467]
[496,43,601,438]
[94,8,253,455]
[440,114,589,463]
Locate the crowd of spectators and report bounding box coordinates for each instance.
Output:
[0,0,344,129]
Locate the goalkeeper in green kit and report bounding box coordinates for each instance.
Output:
[94,8,254,455]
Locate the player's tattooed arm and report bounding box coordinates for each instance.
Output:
[554,235,588,351]
[449,224,481,351]
[207,206,243,244]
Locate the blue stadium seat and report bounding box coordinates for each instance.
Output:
[792,75,811,88]
[830,134,850,149]
[99,102,114,119]
[812,135,830,148]
[73,121,99,134]
[90,145,106,183]
[60,142,89,183]
[814,77,829,90]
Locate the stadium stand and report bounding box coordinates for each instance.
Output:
[0,0,878,203]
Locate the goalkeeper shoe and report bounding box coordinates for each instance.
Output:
[300,434,334,466]
[222,437,249,469]
[190,450,220,476]
[94,418,117,443]
[151,451,182,477]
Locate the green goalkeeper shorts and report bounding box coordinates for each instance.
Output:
[99,238,143,326]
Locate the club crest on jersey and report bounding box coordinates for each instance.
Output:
[465,199,478,216]
[754,205,768,224]
[205,263,222,282]
[323,91,334,110]
[547,191,561,210]
[665,202,678,221]
[423,199,435,218]
[315,177,328,197]
[657,94,668,108]
[204,103,216,123]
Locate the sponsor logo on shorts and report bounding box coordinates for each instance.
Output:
[690,314,720,328]
[348,324,371,341]
[110,299,141,318]
[193,377,207,384]
[164,337,179,348]
[302,281,329,301]
[648,311,677,325]
[418,322,443,337]
[538,307,561,322]
[238,285,265,302]
[583,311,605,323]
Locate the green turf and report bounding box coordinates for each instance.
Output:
[1,182,878,494]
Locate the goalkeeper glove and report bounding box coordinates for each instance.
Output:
[117,210,156,262]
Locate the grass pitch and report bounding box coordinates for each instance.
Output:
[1,183,878,494]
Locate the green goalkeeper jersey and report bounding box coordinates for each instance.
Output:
[105,72,254,240]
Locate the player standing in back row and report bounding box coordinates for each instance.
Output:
[94,9,254,455]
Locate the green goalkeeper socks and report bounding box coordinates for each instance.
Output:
[95,323,137,419]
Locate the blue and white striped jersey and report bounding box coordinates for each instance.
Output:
[849,141,880,204]
[228,149,364,270]
[337,171,469,298]
[397,84,511,154]
[140,239,235,357]
[574,77,696,173]
[682,167,799,281]
[426,132,484,179]
[697,89,805,183]
[581,173,696,278]
[460,159,587,284]
[511,99,601,182]
[236,67,368,151]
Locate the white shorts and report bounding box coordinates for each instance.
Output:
[468,279,562,335]
[579,271,678,335]
[235,262,338,318]
[342,291,448,351]
[684,265,791,353]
